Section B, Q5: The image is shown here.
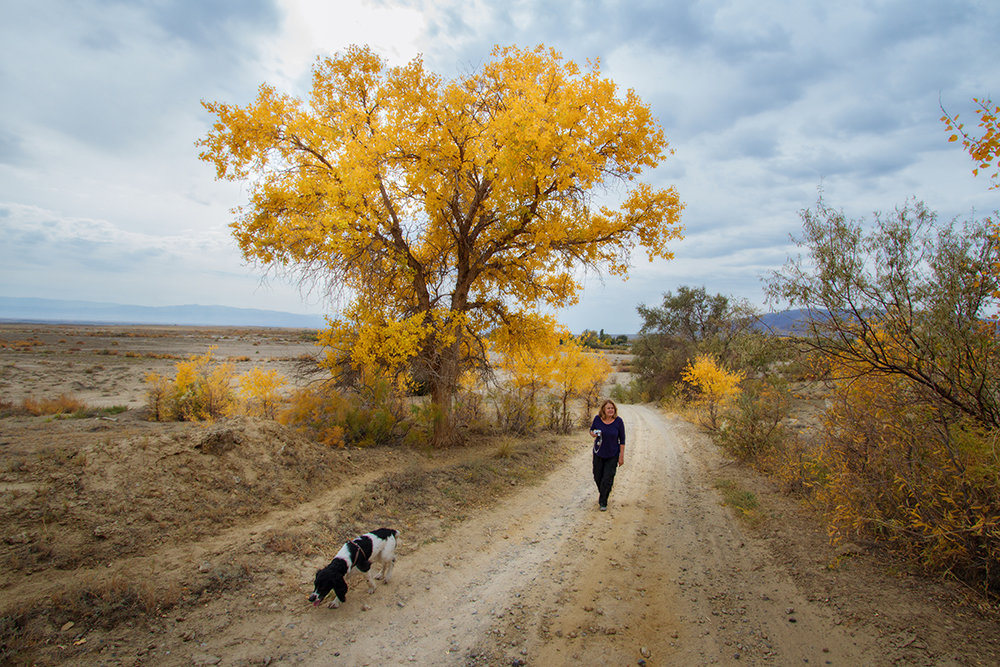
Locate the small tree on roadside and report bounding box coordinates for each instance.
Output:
[766,195,1000,594]
[681,354,744,431]
[633,286,754,398]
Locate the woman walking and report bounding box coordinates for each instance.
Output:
[590,399,625,511]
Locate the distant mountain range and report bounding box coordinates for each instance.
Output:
[752,309,815,334]
[0,297,327,329]
[0,296,815,334]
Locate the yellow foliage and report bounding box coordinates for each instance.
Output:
[144,371,172,421]
[236,367,287,419]
[492,314,565,394]
[278,381,404,448]
[199,43,683,445]
[681,354,744,430]
[22,394,85,416]
[942,97,1000,189]
[943,97,1000,310]
[489,315,612,431]
[143,347,236,421]
[278,385,347,448]
[807,370,1000,592]
[549,341,613,429]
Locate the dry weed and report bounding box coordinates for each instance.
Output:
[22,394,85,416]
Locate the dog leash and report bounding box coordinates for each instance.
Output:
[350,539,370,566]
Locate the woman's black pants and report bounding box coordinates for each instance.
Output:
[592,454,618,506]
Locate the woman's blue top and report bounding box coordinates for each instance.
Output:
[590,415,625,459]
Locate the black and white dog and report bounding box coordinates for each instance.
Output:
[309,528,398,608]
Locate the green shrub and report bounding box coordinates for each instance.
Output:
[715,377,790,462]
[610,377,648,404]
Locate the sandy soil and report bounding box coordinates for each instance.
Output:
[2,324,1000,666]
[0,323,323,410]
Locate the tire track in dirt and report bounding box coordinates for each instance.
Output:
[0,462,391,613]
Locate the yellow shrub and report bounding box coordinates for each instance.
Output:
[144,372,173,421]
[144,347,236,422]
[235,367,287,419]
[681,354,744,430]
[278,385,347,447]
[23,394,85,416]
[812,371,1000,593]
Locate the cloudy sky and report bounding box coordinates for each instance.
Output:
[2,0,998,333]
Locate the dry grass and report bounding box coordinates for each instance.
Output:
[713,479,765,528]
[0,398,28,418]
[493,435,527,459]
[1,572,188,666]
[22,394,86,416]
[0,339,43,351]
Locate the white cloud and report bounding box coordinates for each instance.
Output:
[0,202,313,312]
[260,0,430,91]
[1,0,998,332]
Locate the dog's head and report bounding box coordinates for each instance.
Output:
[309,560,349,607]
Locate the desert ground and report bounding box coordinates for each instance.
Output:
[2,323,1000,666]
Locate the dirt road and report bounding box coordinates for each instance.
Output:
[150,404,895,667]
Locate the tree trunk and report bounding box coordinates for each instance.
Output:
[429,338,463,447]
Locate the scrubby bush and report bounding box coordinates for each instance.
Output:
[715,377,790,462]
[22,394,86,417]
[609,377,648,404]
[144,347,236,421]
[278,384,348,447]
[488,387,535,435]
[236,367,287,419]
[810,372,1000,592]
[278,377,410,448]
[760,196,1000,594]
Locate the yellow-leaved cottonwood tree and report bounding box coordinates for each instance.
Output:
[198,44,684,446]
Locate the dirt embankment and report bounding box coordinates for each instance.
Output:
[2,324,1000,666]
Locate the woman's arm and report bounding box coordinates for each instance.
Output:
[617,418,625,466]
